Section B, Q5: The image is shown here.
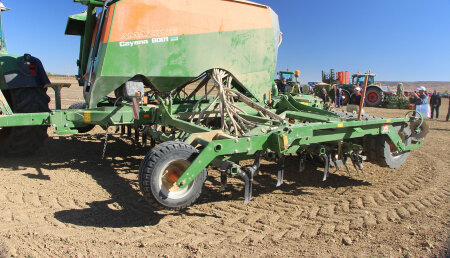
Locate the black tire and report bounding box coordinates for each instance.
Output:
[68,102,95,134]
[139,141,207,210]
[365,87,384,107]
[0,88,50,156]
[375,123,412,169]
[341,90,351,106]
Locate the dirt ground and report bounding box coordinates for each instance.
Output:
[0,81,449,257]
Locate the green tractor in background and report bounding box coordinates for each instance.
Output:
[274,70,299,93]
[274,69,324,108]
[0,1,51,155]
[321,69,386,107]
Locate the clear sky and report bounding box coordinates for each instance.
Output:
[2,0,449,83]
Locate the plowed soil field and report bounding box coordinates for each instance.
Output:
[0,83,449,257]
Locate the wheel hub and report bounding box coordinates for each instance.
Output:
[159,160,192,198]
[367,91,380,103]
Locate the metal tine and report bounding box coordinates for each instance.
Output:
[219,171,228,192]
[298,153,307,173]
[350,153,361,177]
[276,154,285,187]
[351,152,367,179]
[343,156,353,177]
[237,168,251,205]
[246,151,261,199]
[322,151,332,181]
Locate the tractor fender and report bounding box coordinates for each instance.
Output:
[0,54,50,90]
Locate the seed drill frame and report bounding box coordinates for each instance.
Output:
[0,0,427,210]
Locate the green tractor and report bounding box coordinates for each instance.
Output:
[322,69,385,107]
[274,70,299,93]
[274,70,323,108]
[0,1,51,155]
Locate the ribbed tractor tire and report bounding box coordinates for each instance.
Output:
[139,141,208,210]
[0,87,50,156]
[341,90,351,106]
[365,87,384,107]
[68,102,95,133]
[375,123,412,169]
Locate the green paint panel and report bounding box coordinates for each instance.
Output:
[87,28,277,107]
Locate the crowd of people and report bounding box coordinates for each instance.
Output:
[411,87,449,121]
[276,79,449,121]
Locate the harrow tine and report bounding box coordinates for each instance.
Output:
[298,154,307,173]
[276,155,285,187]
[219,171,228,192]
[350,153,361,177]
[322,151,332,181]
[246,151,261,199]
[237,169,251,204]
[343,156,353,177]
[351,152,366,179]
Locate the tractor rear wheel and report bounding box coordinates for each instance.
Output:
[341,90,351,105]
[365,87,384,107]
[376,123,412,169]
[0,87,50,156]
[139,141,207,210]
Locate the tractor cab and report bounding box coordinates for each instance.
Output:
[352,74,376,87]
[274,70,301,95]
[278,71,294,82]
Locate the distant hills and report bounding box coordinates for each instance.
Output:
[378,81,450,92]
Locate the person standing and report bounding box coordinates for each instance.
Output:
[446,98,450,121]
[330,85,336,106]
[277,78,290,94]
[413,86,430,118]
[430,90,441,119]
[347,86,365,115]
[322,86,328,103]
[336,87,342,108]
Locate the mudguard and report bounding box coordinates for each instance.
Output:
[0,54,50,90]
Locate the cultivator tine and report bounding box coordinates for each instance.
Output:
[350,152,366,179]
[276,155,286,187]
[322,151,332,181]
[298,153,307,173]
[219,171,228,192]
[141,130,148,147]
[343,156,353,177]
[246,152,261,199]
[237,169,251,205]
[120,125,125,136]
